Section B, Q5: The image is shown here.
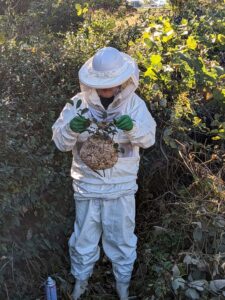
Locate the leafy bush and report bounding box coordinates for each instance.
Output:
[0,4,143,299]
[0,34,77,298]
[128,3,225,299]
[129,6,225,150]
[1,1,225,299]
[63,8,142,64]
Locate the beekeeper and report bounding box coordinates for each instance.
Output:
[52,47,156,300]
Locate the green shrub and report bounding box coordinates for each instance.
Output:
[130,4,225,298]
[0,5,143,299]
[1,1,225,299]
[129,7,225,152]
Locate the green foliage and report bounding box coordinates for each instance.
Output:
[63,9,141,65]
[1,0,225,299]
[129,6,225,154]
[87,0,125,10]
[0,31,77,298]
[169,0,224,15]
[0,3,142,299]
[130,2,225,299]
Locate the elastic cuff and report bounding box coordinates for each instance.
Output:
[115,277,131,284]
[65,123,79,138]
[71,270,92,281]
[112,263,134,283]
[125,123,138,137]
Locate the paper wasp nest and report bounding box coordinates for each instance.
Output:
[80,133,118,170]
[72,99,119,171]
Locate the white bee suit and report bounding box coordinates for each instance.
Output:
[52,47,156,285]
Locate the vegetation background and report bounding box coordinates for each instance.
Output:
[0,0,224,299]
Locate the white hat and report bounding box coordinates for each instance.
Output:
[78,47,138,89]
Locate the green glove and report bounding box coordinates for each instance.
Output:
[70,116,90,133]
[114,115,133,131]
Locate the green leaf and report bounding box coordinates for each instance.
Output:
[213,88,225,102]
[75,3,81,10]
[163,19,172,33]
[169,140,177,149]
[81,108,89,115]
[212,136,221,140]
[186,36,197,50]
[163,127,173,137]
[162,30,174,43]
[172,264,181,278]
[67,99,74,106]
[189,280,208,292]
[0,32,6,45]
[144,38,152,48]
[215,66,224,76]
[76,99,82,109]
[83,7,88,14]
[181,18,188,25]
[142,32,150,39]
[144,67,157,80]
[56,0,62,7]
[185,288,200,299]
[150,54,162,66]
[172,277,185,292]
[210,280,225,294]
[75,4,83,16]
[193,226,202,242]
[193,117,202,126]
[218,34,225,44]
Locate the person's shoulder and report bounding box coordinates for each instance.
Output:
[70,92,87,106]
[130,93,146,108]
[71,92,85,102]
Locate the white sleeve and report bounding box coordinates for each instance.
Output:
[52,98,80,152]
[125,98,156,149]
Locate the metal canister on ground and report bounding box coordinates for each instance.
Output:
[45,276,57,300]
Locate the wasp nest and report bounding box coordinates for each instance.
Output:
[80,133,118,170]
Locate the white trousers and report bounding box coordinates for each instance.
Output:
[68,194,137,283]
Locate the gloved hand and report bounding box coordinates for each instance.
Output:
[114,115,133,131]
[69,116,90,133]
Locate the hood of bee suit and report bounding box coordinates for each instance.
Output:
[78,47,139,112]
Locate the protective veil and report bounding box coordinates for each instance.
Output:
[52,47,156,285]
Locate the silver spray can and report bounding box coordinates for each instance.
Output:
[45,276,57,300]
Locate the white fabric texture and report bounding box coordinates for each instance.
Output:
[52,63,156,199]
[52,47,156,286]
[72,279,88,300]
[116,281,129,300]
[78,47,138,88]
[68,194,137,283]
